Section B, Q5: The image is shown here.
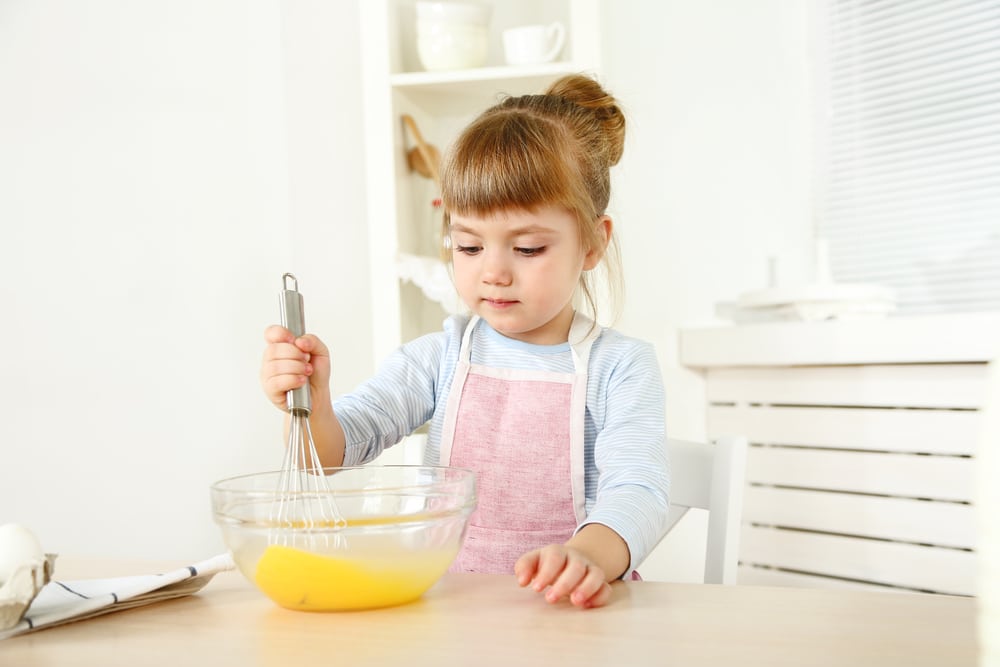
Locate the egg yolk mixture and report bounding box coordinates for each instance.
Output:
[254,544,457,611]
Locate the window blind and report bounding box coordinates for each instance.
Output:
[818,0,1000,314]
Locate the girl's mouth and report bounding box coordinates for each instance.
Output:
[483,298,518,308]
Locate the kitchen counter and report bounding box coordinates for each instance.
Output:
[2,557,977,667]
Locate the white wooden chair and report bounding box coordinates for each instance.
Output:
[663,435,749,585]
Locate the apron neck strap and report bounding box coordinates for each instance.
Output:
[459,315,481,363]
[567,312,599,374]
[458,313,601,372]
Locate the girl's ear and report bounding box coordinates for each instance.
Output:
[583,215,613,270]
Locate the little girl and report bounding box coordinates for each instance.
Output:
[260,74,670,610]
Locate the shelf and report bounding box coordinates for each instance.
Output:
[390,62,586,115]
[361,0,601,363]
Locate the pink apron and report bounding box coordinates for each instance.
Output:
[439,314,596,574]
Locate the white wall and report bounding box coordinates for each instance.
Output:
[601,0,815,581]
[0,0,811,571]
[604,0,815,441]
[280,0,372,398]
[0,0,368,560]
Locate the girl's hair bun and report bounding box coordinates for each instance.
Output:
[545,74,626,166]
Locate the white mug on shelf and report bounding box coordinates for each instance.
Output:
[416,1,491,71]
[502,22,566,66]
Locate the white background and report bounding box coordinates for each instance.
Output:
[0,0,812,578]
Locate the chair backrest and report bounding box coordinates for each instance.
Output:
[664,435,748,585]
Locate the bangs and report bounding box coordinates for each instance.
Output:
[441,110,582,217]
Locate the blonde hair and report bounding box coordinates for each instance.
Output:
[440,74,625,324]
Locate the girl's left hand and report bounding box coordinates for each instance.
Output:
[514,545,613,609]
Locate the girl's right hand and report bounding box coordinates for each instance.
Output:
[259,325,332,412]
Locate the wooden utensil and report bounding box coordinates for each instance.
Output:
[402,114,441,186]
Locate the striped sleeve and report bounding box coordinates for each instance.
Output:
[579,338,670,574]
[333,330,447,466]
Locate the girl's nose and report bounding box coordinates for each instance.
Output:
[480,251,512,286]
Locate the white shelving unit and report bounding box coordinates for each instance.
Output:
[360,0,601,368]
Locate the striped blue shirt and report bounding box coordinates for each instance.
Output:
[333,314,670,572]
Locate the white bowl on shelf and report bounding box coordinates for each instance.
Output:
[416,1,491,71]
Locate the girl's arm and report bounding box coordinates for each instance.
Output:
[263,324,447,468]
[584,339,670,575]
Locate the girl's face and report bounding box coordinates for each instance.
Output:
[449,206,607,345]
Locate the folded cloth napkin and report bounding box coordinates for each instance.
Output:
[0,552,235,640]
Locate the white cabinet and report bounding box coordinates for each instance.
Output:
[680,313,1000,594]
[360,0,601,366]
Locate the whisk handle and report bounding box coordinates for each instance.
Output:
[279,273,312,415]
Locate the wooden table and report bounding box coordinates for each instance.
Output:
[2,558,977,667]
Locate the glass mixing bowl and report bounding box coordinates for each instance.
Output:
[210,465,476,612]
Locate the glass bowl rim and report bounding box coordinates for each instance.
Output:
[210,464,476,498]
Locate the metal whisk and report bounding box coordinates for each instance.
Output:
[270,273,346,541]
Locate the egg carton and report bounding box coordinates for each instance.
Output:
[0,554,57,630]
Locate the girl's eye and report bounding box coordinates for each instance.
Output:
[516,247,545,256]
[455,245,481,255]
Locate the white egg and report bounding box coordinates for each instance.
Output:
[0,524,44,585]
